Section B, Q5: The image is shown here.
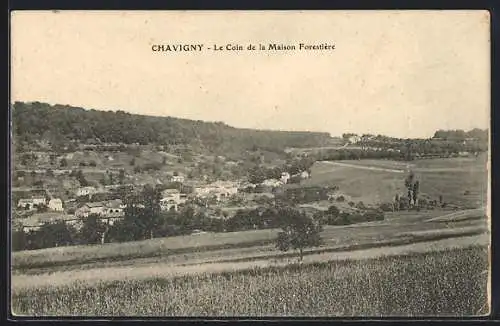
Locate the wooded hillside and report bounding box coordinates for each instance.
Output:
[12,102,332,155]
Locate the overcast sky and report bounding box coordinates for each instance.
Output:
[11,11,490,138]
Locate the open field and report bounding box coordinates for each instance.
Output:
[11,209,485,271]
[12,208,488,287]
[12,245,489,316]
[306,157,488,207]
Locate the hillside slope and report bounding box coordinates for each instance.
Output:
[11,101,332,155]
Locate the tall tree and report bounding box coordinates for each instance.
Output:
[275,208,323,262]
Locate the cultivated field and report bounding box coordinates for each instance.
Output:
[12,245,489,316]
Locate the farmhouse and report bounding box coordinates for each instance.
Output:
[20,213,80,233]
[47,198,64,211]
[280,172,291,184]
[103,199,126,217]
[17,196,46,210]
[194,181,238,201]
[160,188,186,211]
[75,202,104,218]
[261,178,283,188]
[171,174,185,183]
[76,199,126,218]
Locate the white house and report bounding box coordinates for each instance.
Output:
[161,188,181,202]
[280,172,290,184]
[300,171,310,179]
[348,135,361,144]
[48,198,64,211]
[194,181,238,201]
[75,202,105,218]
[17,197,47,210]
[20,213,80,233]
[160,188,185,211]
[75,200,126,222]
[76,186,97,197]
[171,174,185,183]
[261,179,283,188]
[101,199,125,225]
[17,199,35,210]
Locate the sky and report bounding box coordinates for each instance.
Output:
[11,11,490,138]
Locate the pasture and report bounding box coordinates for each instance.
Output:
[306,157,488,208]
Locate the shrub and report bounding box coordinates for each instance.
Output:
[355,201,366,210]
[379,202,394,212]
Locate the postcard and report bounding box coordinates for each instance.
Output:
[10,10,490,317]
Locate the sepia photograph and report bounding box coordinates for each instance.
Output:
[9,10,490,317]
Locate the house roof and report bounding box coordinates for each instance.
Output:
[106,199,123,208]
[21,213,76,226]
[162,188,180,194]
[85,202,105,208]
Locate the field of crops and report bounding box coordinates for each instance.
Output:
[12,245,489,317]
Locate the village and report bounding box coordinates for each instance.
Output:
[11,145,317,235]
[11,124,486,246]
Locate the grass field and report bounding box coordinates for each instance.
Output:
[12,245,489,317]
[12,208,486,273]
[306,157,488,207]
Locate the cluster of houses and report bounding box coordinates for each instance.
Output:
[13,166,312,234]
[17,196,63,212]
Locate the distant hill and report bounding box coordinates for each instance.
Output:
[11,102,332,155]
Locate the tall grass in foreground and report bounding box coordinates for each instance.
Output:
[12,246,488,317]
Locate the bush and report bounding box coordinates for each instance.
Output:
[379,202,394,212]
[355,201,366,210]
[336,195,345,202]
[363,210,385,222]
[399,197,410,210]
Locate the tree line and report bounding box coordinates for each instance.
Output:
[12,184,385,251]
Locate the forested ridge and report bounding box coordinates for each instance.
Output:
[12,102,331,154]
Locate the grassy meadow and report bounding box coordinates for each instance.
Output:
[12,245,489,317]
[12,208,486,274]
[307,157,488,207]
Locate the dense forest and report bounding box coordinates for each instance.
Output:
[11,102,331,155]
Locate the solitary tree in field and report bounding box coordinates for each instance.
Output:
[404,170,418,207]
[412,181,420,207]
[275,208,323,262]
[394,194,400,211]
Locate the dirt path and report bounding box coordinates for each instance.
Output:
[320,161,405,173]
[319,160,481,174]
